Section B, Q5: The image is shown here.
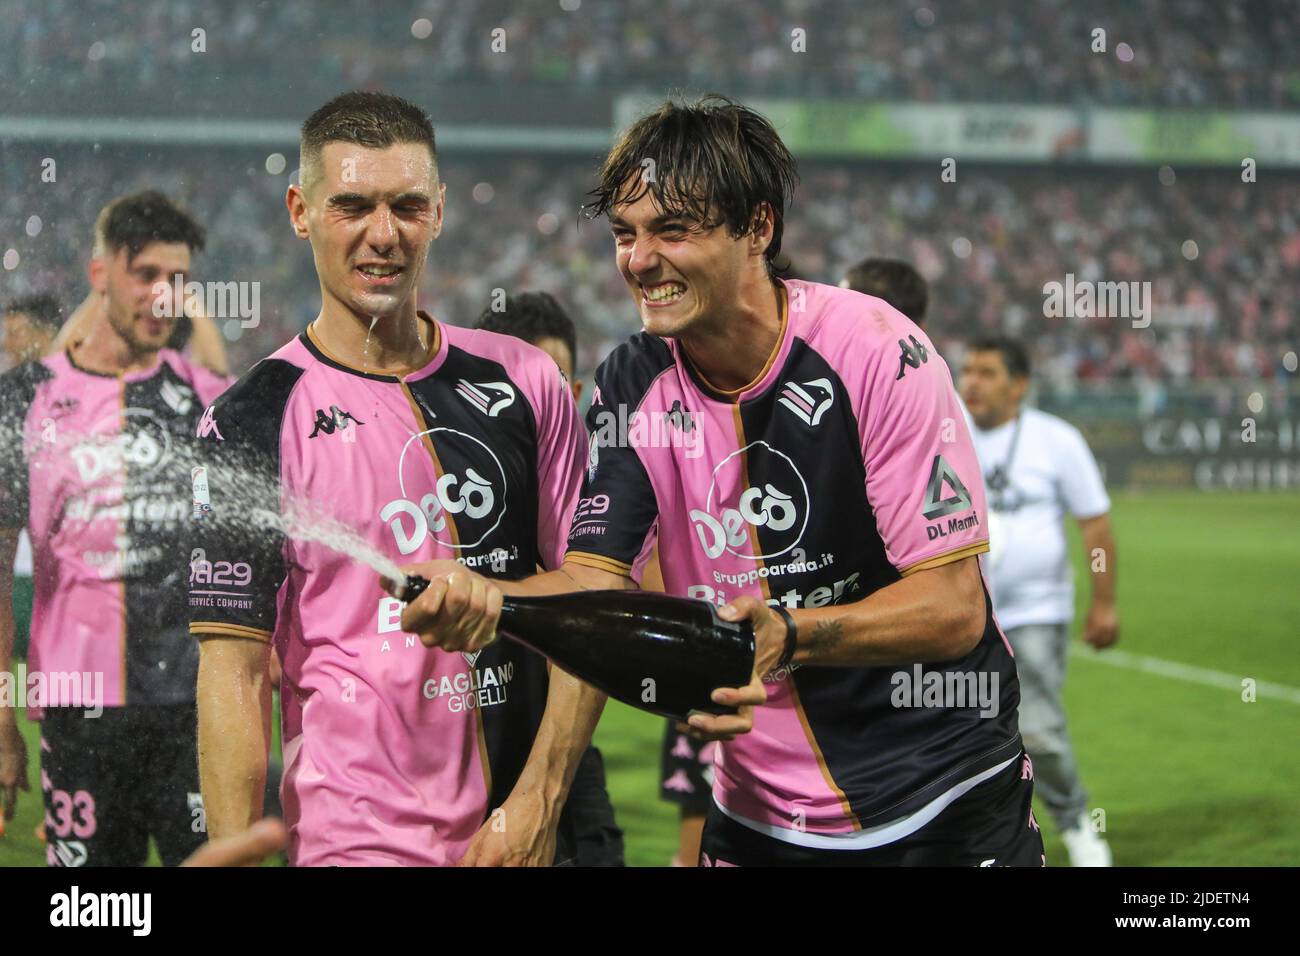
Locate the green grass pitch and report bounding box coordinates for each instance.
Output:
[3,491,1297,865]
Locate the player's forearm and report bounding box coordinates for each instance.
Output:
[1080,515,1117,606]
[495,560,634,598]
[789,557,986,667]
[197,640,272,838]
[511,668,607,822]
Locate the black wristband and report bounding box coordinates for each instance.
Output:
[772,605,798,671]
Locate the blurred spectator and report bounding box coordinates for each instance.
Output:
[4,0,1297,109]
[3,292,62,366]
[3,145,1296,391]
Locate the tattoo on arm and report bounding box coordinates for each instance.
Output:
[805,618,844,658]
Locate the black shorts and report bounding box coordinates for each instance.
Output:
[40,704,206,867]
[659,720,717,816]
[554,745,624,867]
[700,753,1046,867]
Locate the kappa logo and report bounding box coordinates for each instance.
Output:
[195,405,224,441]
[895,335,930,380]
[663,400,696,433]
[159,379,194,416]
[921,455,973,519]
[308,405,365,439]
[455,379,515,418]
[777,378,834,427]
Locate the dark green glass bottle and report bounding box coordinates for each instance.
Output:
[401,576,755,721]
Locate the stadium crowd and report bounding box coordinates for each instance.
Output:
[3,143,1297,391]
[4,0,1298,109]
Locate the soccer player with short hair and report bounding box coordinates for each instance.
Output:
[190,92,599,866]
[0,191,228,866]
[841,257,929,327]
[960,335,1118,866]
[399,96,1044,866]
[50,202,230,377]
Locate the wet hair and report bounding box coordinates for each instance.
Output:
[843,257,929,326]
[300,90,437,189]
[584,95,799,269]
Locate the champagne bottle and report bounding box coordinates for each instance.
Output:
[400,576,755,721]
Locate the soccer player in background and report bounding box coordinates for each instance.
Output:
[190,92,602,866]
[399,96,1044,866]
[841,257,929,328]
[0,191,228,865]
[51,270,230,376]
[960,335,1118,866]
[3,295,63,675]
[475,291,625,866]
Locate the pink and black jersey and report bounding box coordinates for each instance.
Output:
[0,350,230,709]
[566,279,1022,848]
[186,314,585,866]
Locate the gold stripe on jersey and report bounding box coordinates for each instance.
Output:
[399,383,462,549]
[786,677,863,829]
[189,622,274,642]
[730,397,862,829]
[683,283,789,401]
[305,315,441,379]
[899,540,989,577]
[563,550,634,576]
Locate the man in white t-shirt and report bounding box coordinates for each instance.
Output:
[960,335,1119,867]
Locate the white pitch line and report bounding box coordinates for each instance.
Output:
[1069,645,1300,705]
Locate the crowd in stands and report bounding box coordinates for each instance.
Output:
[4,143,1295,391]
[5,0,1298,109]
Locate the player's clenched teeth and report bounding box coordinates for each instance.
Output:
[642,281,686,304]
[357,264,404,280]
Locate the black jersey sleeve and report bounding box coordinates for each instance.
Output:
[187,358,303,642]
[563,336,670,583]
[0,363,49,531]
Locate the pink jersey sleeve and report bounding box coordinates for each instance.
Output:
[856,320,989,575]
[521,354,586,570]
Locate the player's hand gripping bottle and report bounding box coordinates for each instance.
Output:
[400,577,755,722]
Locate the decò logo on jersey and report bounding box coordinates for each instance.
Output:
[380,427,509,553]
[690,441,810,560]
